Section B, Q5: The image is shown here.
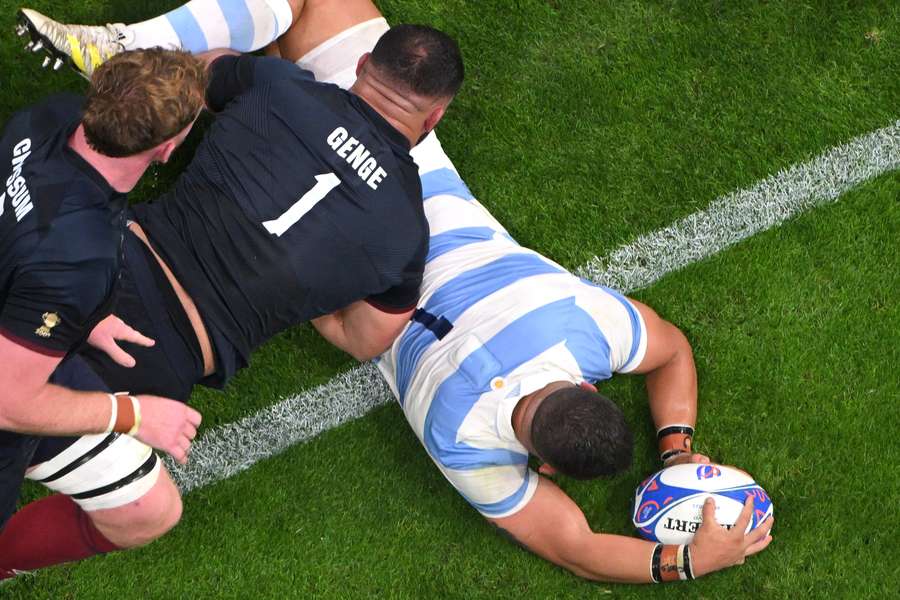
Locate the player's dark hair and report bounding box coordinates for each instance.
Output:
[530,386,633,480]
[83,48,207,157]
[369,24,464,99]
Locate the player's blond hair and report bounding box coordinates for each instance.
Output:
[82,48,207,157]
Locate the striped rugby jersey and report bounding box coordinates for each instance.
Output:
[376,133,648,519]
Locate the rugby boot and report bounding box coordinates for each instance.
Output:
[16,9,131,78]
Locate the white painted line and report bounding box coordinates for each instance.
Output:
[166,120,900,493]
[576,121,900,289]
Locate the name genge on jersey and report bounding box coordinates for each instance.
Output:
[326,126,388,190]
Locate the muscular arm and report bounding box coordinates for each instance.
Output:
[628,299,697,433]
[489,476,772,583]
[0,333,112,435]
[490,477,657,583]
[199,52,307,112]
[312,301,413,361]
[0,333,201,463]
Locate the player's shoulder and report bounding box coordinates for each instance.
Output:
[2,92,83,141]
[17,174,124,267]
[264,63,346,114]
[28,92,84,124]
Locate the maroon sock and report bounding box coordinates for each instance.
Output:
[0,494,120,579]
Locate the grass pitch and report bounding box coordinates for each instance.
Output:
[4,0,899,598]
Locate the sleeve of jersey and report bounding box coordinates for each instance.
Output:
[574,283,648,377]
[599,287,648,373]
[0,263,112,357]
[365,273,422,313]
[365,235,427,313]
[441,463,540,519]
[206,55,314,111]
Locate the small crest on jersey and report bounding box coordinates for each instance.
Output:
[490,377,506,391]
[35,312,61,338]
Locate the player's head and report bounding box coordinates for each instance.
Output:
[354,24,464,144]
[368,24,464,99]
[520,383,633,480]
[82,48,207,161]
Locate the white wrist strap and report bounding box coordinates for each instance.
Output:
[104,393,117,434]
[127,395,142,436]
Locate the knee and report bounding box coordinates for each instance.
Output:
[131,486,183,545]
[89,475,183,549]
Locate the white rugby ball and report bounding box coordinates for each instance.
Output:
[632,463,773,545]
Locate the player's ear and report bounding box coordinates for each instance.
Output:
[157,140,178,164]
[422,104,447,136]
[356,53,371,77]
[538,463,558,477]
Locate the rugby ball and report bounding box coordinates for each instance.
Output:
[632,464,773,545]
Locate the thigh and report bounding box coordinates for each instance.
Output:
[278,0,383,62]
[38,354,114,462]
[292,16,389,89]
[0,431,39,530]
[31,352,164,514]
[27,432,161,513]
[0,353,109,529]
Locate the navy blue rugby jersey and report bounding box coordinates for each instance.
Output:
[0,94,126,357]
[132,55,428,373]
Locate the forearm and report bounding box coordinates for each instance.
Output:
[645,325,697,428]
[551,532,658,583]
[0,384,112,436]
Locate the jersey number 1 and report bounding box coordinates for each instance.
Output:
[262,173,341,237]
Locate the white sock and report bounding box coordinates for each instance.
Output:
[124,0,293,53]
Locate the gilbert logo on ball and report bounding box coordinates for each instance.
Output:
[632,463,773,545]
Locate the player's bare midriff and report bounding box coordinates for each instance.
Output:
[127,222,216,376]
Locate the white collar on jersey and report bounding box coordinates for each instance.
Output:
[494,371,578,445]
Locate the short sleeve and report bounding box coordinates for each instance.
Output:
[596,286,647,373]
[0,261,114,356]
[442,463,540,519]
[366,230,426,313]
[207,55,315,111]
[366,272,422,313]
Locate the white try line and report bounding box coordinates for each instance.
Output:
[166,120,900,494]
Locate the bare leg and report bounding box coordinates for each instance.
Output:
[277,0,383,62]
[87,468,183,548]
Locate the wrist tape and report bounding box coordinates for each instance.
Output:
[658,424,694,462]
[105,393,142,436]
[650,543,694,582]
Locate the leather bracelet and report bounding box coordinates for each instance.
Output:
[113,393,135,434]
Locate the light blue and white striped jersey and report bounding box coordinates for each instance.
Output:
[377,134,647,519]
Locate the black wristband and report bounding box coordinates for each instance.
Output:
[661,448,688,463]
[657,425,695,441]
[682,544,694,580]
[650,543,663,583]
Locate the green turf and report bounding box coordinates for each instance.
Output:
[10,176,899,598]
[3,0,899,596]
